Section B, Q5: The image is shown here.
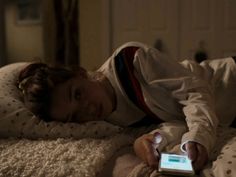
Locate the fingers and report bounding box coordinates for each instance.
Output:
[185,142,197,161]
[193,144,208,171]
[133,134,159,168]
[185,142,208,172]
[142,139,159,167]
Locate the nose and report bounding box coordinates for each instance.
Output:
[87,103,97,116]
[81,99,89,110]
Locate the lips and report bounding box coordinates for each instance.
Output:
[96,104,102,119]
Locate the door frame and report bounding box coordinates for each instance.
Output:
[0,0,6,66]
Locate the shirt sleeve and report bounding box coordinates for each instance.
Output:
[133,45,219,155]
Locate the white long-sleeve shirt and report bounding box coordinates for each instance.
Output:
[98,41,236,155]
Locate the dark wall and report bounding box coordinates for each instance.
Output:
[0,0,6,66]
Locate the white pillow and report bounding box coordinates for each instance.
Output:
[0,62,122,139]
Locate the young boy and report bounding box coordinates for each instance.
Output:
[18,41,236,172]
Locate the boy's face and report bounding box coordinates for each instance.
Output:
[49,72,114,123]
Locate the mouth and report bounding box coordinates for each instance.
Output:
[96,104,103,119]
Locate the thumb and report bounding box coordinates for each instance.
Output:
[185,142,197,161]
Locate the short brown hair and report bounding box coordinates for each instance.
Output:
[18,62,76,121]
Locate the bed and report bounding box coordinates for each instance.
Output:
[0,62,235,177]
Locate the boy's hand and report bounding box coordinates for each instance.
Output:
[133,133,160,168]
[185,142,208,172]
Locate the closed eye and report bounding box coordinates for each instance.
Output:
[66,113,72,122]
[74,89,81,101]
[66,112,77,122]
[71,112,77,122]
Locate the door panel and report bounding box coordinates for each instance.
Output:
[220,0,236,57]
[179,0,236,59]
[111,0,236,61]
[179,0,217,60]
[112,0,179,60]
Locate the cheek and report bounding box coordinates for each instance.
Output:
[50,103,66,121]
[86,83,103,98]
[50,93,69,122]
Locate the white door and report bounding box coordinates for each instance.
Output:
[111,0,179,60]
[179,0,236,60]
[111,0,236,61]
[217,0,236,57]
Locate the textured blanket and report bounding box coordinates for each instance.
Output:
[0,135,133,177]
[0,126,235,177]
[0,126,155,177]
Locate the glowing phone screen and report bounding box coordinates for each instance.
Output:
[160,153,193,171]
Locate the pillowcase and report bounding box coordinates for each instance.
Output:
[0,62,122,139]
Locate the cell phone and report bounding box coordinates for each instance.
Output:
[158,153,195,176]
